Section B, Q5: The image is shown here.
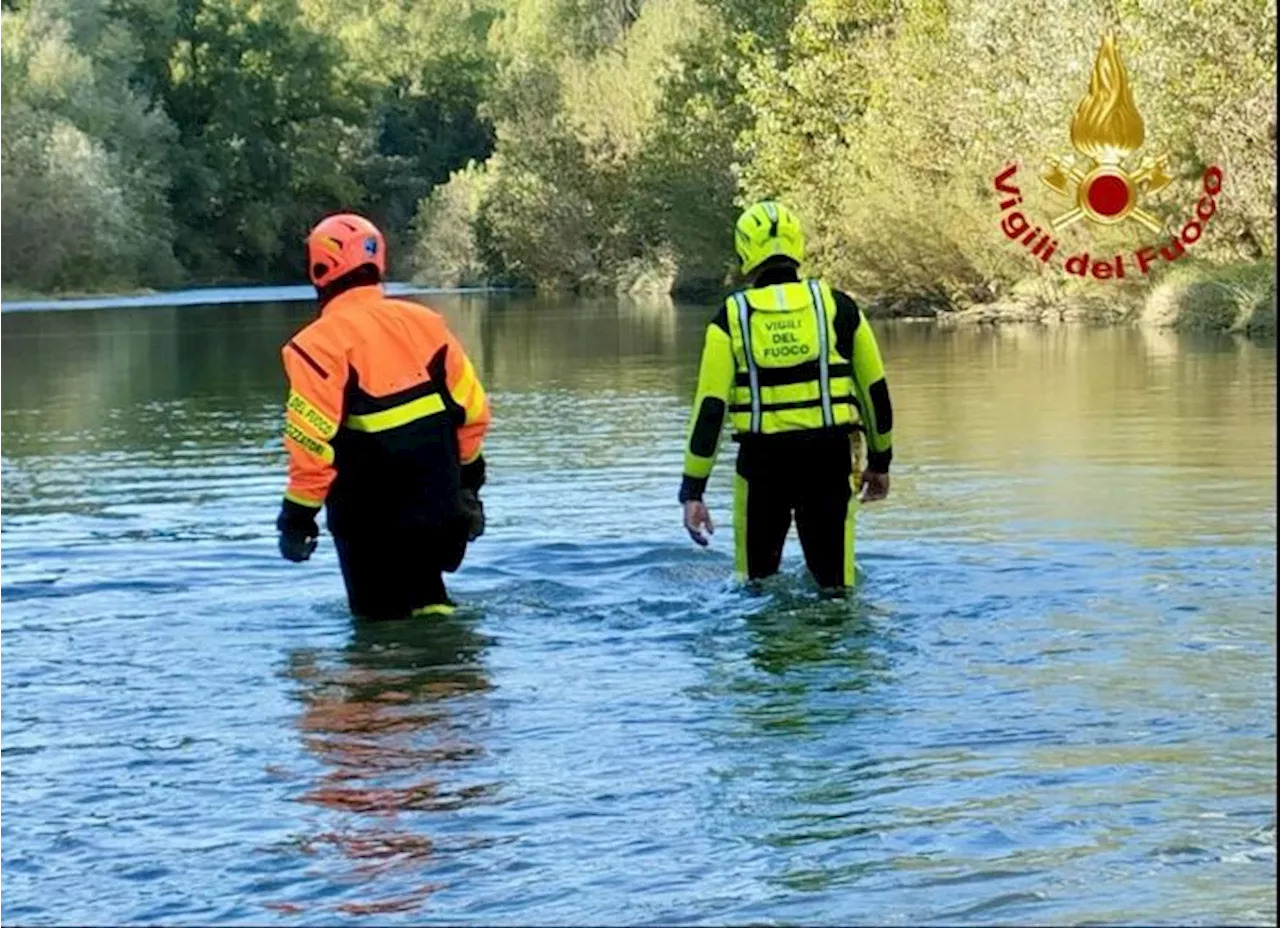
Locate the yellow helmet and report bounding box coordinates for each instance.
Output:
[734,200,805,275]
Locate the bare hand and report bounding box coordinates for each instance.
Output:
[859,469,890,502]
[683,500,714,547]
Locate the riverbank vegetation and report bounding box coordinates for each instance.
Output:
[3,0,1274,335]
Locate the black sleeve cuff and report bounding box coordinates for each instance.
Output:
[277,498,320,535]
[461,456,486,492]
[679,475,708,503]
[867,449,893,473]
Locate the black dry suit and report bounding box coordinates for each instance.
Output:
[679,265,894,589]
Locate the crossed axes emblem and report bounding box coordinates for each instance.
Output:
[1040,155,1173,233]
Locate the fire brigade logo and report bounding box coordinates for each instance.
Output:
[994,31,1224,280]
[1040,33,1171,233]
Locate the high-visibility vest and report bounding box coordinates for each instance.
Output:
[723,278,860,436]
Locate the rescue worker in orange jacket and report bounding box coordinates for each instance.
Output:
[275,213,491,619]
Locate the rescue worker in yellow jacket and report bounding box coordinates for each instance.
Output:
[679,201,894,592]
[275,213,491,618]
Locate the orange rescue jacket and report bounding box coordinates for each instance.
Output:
[280,285,490,536]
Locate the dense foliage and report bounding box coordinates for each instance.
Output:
[3,0,1275,303]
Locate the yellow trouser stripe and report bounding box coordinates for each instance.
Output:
[344,393,446,433]
[733,473,749,579]
[844,473,859,587]
[287,391,337,439]
[411,602,456,617]
[285,420,334,464]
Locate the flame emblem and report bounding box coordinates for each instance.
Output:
[1041,33,1171,233]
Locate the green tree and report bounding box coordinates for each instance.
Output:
[136,0,367,280]
[1,0,180,293]
[300,0,500,276]
[428,0,701,290]
[4,0,1272,300]
[731,0,1276,305]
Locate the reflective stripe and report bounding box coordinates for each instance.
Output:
[344,393,446,433]
[733,291,761,433]
[809,279,834,428]
[730,392,857,414]
[452,362,478,408]
[449,358,488,429]
[411,602,457,617]
[464,393,487,424]
[284,489,323,508]
[285,419,334,464]
[461,380,488,424]
[287,390,337,439]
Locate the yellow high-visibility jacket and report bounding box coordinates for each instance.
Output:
[679,273,893,502]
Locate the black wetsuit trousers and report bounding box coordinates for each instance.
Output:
[733,431,857,589]
[333,524,468,619]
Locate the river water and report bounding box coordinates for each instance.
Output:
[1,293,1275,925]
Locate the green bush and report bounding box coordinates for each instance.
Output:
[410,161,499,288]
[1142,261,1276,335]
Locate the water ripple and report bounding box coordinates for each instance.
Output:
[2,308,1275,925]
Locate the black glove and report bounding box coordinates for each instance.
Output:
[459,488,485,542]
[276,498,320,562]
[461,456,486,493]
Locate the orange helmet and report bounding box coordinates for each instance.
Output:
[305,213,386,287]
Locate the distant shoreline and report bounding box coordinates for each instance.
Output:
[3,269,1272,341]
[0,282,515,314]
